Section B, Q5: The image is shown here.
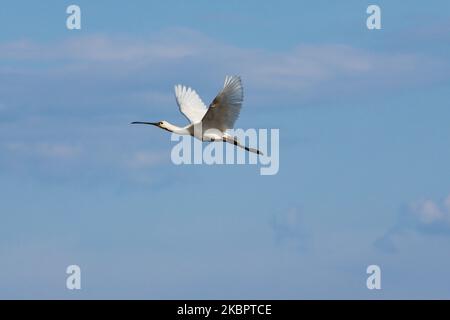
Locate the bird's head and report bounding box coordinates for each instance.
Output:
[131,120,172,132]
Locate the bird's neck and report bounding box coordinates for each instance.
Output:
[166,122,191,135]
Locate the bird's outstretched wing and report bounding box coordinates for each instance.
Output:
[174,84,208,124]
[201,76,243,132]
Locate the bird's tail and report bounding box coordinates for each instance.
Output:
[223,135,263,155]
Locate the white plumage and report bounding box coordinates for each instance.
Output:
[202,76,243,132]
[131,75,262,155]
[174,84,208,124]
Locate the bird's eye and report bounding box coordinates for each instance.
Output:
[159,122,163,125]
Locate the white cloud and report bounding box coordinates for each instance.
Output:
[410,196,450,226]
[126,151,167,169]
[375,194,450,252]
[1,28,449,185]
[1,28,448,112]
[270,207,310,250]
[0,137,171,186]
[4,142,82,159]
[0,34,197,62]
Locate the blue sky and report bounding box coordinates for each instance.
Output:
[1,0,450,299]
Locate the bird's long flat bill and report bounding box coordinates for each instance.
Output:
[130,121,159,126]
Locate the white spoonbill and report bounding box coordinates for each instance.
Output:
[131,75,262,155]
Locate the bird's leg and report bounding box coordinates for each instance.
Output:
[222,135,263,155]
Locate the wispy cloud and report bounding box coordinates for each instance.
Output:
[270,207,310,251]
[1,28,449,184]
[375,194,450,252]
[1,28,448,119]
[0,136,170,186]
[126,150,167,169]
[4,141,83,159]
[0,34,197,62]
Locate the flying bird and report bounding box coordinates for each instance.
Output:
[131,76,262,155]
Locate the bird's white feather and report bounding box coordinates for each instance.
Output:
[201,75,243,132]
[174,84,207,124]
